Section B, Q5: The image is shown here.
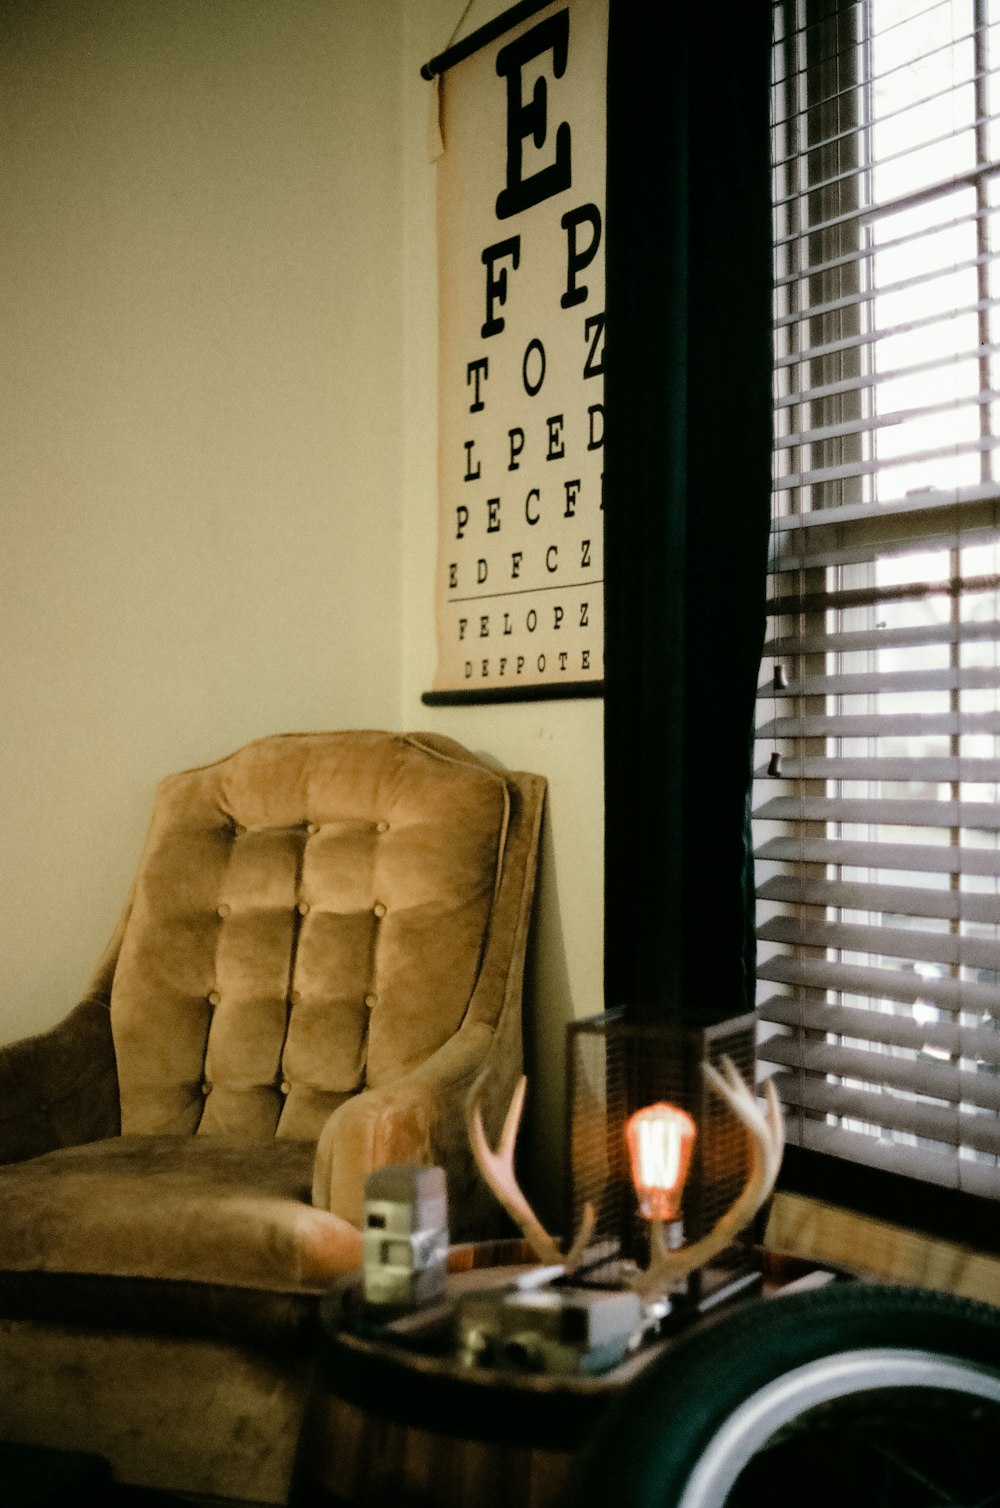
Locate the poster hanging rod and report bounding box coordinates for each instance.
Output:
[422,681,604,707]
[420,0,556,80]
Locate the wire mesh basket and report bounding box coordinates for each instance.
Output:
[565,1009,758,1299]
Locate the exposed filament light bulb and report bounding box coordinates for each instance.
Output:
[625,1103,697,1223]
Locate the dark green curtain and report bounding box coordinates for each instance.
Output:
[603,4,773,1025]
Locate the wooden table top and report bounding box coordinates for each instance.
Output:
[312,1243,847,1450]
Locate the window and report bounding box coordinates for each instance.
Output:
[759,0,1000,1203]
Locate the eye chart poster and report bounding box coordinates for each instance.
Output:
[428,0,607,700]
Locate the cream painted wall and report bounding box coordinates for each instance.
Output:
[0,0,602,1227]
[0,1,406,1040]
[399,5,605,1225]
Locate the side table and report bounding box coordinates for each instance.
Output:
[292,1241,844,1508]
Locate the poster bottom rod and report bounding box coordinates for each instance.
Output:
[421,680,604,707]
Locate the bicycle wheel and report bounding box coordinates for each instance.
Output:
[567,1284,1000,1508]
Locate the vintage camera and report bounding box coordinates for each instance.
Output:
[455,1282,641,1376]
[362,1164,449,1311]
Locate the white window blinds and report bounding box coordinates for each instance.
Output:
[758,0,1000,1198]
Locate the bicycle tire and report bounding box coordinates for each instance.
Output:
[566,1283,1000,1508]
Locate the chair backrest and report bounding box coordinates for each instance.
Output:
[108,731,543,1141]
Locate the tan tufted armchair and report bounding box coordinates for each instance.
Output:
[0,730,546,1503]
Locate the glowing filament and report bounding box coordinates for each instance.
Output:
[625,1103,696,1223]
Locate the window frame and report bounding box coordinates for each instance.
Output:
[761,0,1000,1251]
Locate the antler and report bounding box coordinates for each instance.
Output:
[631,1058,784,1299]
[467,1075,596,1272]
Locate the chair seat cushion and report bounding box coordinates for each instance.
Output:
[0,1135,361,1293]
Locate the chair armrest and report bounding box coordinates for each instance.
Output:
[0,998,120,1165]
[311,1022,503,1238]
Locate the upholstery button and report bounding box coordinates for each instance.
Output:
[364,992,378,1009]
[279,1079,291,1095]
[296,901,310,916]
[373,902,387,919]
[288,989,301,1006]
[230,821,245,837]
[37,1098,49,1114]
[207,990,221,1007]
[304,822,319,835]
[201,1080,212,1095]
[216,903,231,919]
[376,820,389,834]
